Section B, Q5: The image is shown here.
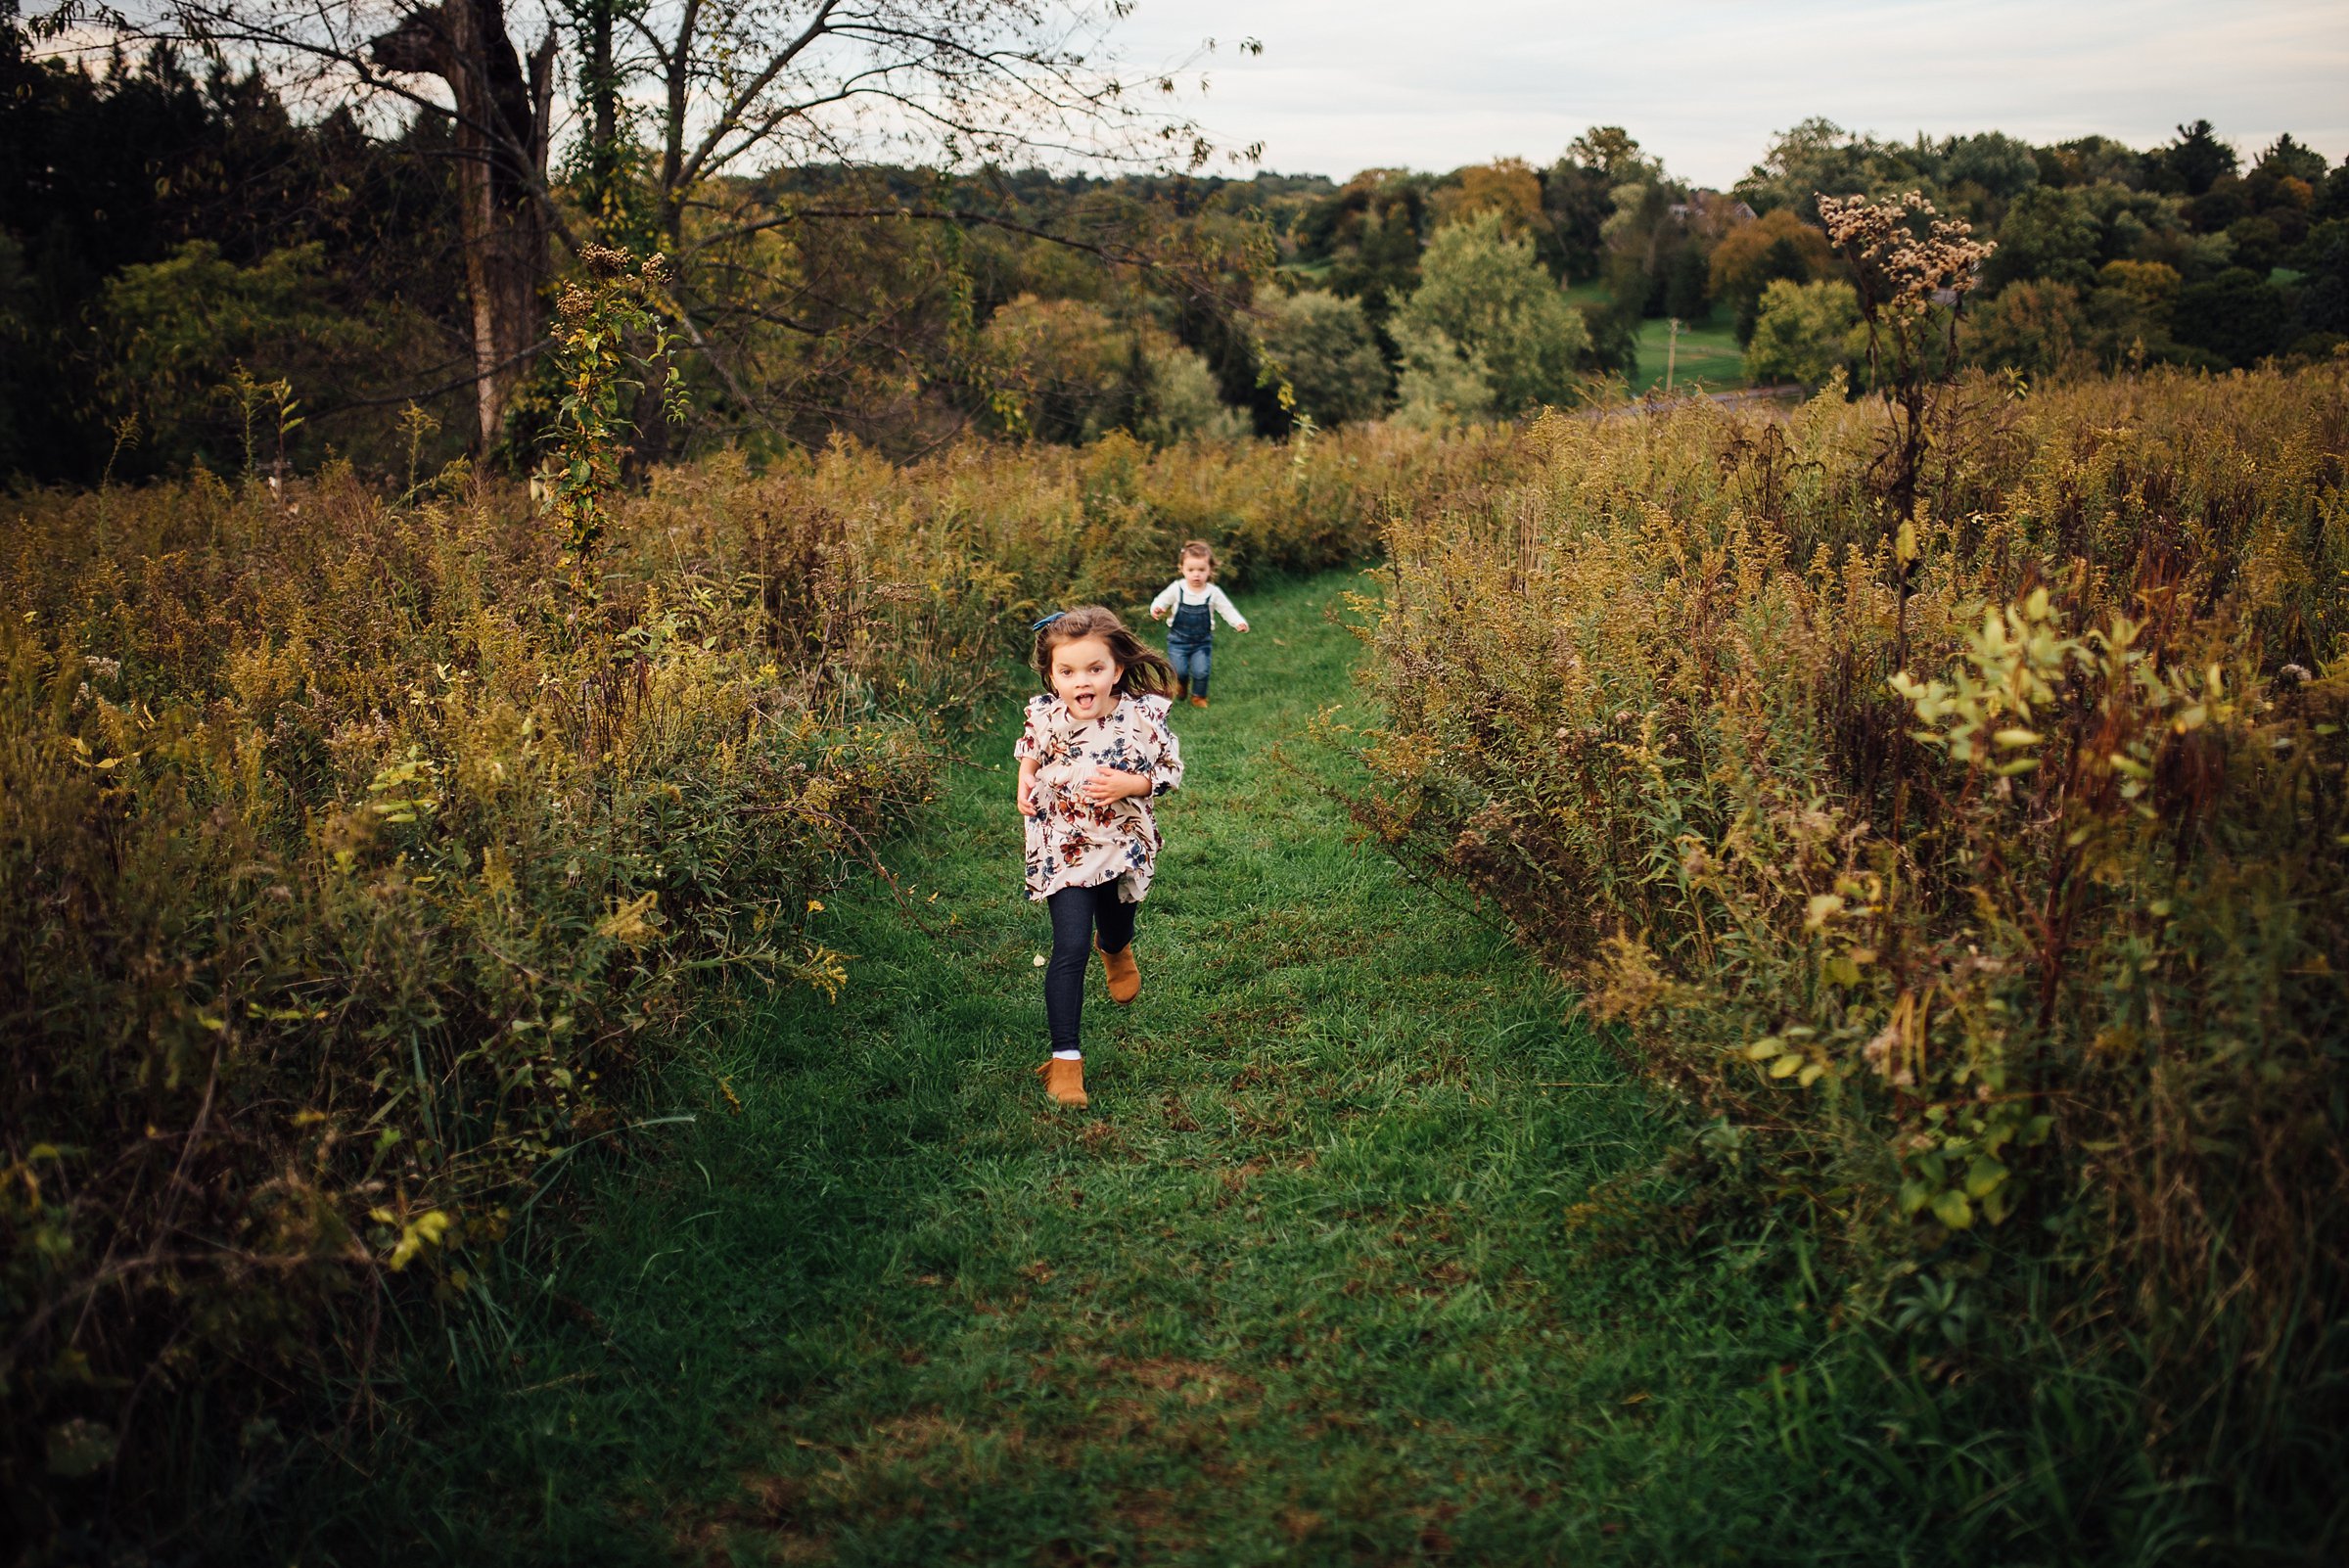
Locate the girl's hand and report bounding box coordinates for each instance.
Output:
[1236,621,1250,632]
[1150,605,1168,620]
[1079,768,1143,806]
[1017,774,1037,816]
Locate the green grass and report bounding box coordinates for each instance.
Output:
[1632,313,1746,394]
[1558,285,1748,394]
[253,574,2206,1566]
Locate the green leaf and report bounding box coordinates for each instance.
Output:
[46,1419,116,1478]
[1929,1189,1974,1229]
[1963,1155,2008,1199]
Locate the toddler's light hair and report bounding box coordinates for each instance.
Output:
[1178,539,1215,574]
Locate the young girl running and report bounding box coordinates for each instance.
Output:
[1148,540,1250,707]
[1016,607,1185,1108]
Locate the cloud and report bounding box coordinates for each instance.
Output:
[1113,0,2349,184]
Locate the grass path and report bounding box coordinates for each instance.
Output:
[316,575,1865,1565]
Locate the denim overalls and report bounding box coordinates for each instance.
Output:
[1168,595,1216,697]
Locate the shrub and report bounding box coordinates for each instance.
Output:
[2173,266,2291,366]
[1256,290,1389,427]
[93,241,459,477]
[0,468,943,1529]
[1744,277,1861,386]
[1348,366,2349,1540]
[0,410,1520,1535]
[1392,212,1590,421]
[1711,209,1838,344]
[1136,343,1248,445]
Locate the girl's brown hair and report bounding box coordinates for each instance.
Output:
[1032,606,1174,697]
[1178,539,1215,571]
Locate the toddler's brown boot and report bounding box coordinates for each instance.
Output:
[1036,1057,1088,1107]
[1188,694,1209,709]
[1098,942,1140,1005]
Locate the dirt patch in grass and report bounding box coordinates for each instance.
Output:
[711,1358,1271,1550]
[680,1472,833,1565]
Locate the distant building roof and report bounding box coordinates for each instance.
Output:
[1669,192,1759,226]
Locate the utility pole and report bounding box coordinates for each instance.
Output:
[1665,317,1681,393]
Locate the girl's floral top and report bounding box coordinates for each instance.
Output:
[1016,691,1184,902]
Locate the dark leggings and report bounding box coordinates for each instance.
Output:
[1044,881,1136,1054]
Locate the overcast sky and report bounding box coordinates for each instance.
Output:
[1103,0,2349,187]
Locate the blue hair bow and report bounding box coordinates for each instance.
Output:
[1030,611,1066,632]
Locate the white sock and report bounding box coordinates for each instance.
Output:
[1051,1049,1082,1061]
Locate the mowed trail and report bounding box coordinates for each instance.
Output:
[350,575,1831,1566]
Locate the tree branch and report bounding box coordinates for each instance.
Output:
[687,204,1158,271]
[674,0,842,193]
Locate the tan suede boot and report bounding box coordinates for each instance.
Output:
[1188,694,1209,709]
[1098,942,1140,1005]
[1036,1056,1088,1107]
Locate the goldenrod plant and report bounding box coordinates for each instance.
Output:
[1350,361,2346,1517]
[0,413,1510,1532]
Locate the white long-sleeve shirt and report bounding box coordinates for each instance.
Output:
[1150,580,1248,629]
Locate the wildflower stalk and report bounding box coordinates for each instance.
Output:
[543,244,687,609]
[1816,192,1994,532]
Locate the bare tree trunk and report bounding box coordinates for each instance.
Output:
[373,0,555,451]
[588,1,617,168]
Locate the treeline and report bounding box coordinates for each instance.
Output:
[6,23,2347,486]
[0,28,1316,482]
[946,115,2349,421]
[0,34,471,482]
[1279,117,2349,397]
[1727,118,2349,385]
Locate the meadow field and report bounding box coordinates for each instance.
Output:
[1631,314,1749,393]
[4,364,2344,1562]
[10,17,2349,1556]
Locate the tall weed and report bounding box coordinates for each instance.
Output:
[1351,366,2349,1541]
[0,410,1516,1538]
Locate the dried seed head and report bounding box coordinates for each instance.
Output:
[582,243,633,279]
[1817,192,1995,320]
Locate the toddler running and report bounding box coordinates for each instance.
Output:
[1148,540,1249,707]
[1016,607,1185,1108]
